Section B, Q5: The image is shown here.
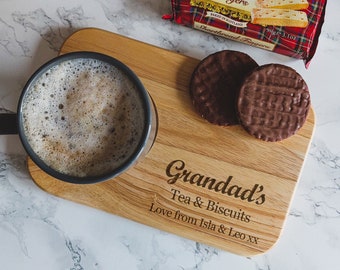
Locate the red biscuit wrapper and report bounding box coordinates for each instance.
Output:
[163,0,327,67]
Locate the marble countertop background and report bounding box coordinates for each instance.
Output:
[0,0,339,269]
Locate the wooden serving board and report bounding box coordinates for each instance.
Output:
[29,28,315,256]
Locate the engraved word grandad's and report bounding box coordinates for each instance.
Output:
[166,160,266,205]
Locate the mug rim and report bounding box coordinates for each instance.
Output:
[17,51,153,184]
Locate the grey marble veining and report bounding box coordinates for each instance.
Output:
[0,0,339,269]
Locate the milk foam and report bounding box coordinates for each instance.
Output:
[22,58,146,177]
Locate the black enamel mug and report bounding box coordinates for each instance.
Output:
[1,51,157,184]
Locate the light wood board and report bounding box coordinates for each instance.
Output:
[29,28,315,256]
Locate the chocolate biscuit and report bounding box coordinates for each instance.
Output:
[190,50,258,126]
[237,64,310,142]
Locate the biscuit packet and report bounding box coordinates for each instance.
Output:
[163,0,327,67]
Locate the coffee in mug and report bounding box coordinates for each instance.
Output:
[18,52,157,183]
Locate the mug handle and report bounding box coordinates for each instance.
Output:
[0,114,18,134]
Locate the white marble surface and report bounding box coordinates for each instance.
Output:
[0,0,339,269]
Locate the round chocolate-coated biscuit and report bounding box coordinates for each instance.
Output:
[237,64,311,142]
[190,50,258,126]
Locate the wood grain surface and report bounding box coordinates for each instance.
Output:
[28,28,315,256]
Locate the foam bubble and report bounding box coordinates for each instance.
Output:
[22,58,146,178]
